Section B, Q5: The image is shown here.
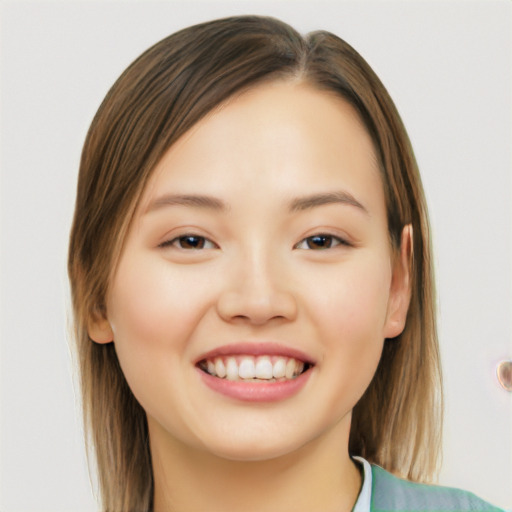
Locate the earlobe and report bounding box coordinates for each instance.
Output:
[384,224,413,339]
[87,308,114,344]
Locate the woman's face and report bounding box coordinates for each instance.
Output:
[91,81,410,461]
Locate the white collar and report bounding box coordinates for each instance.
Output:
[352,456,372,512]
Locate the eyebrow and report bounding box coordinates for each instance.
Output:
[289,191,369,215]
[145,194,228,213]
[145,190,368,215]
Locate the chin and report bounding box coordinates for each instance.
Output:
[208,442,301,463]
[196,425,320,463]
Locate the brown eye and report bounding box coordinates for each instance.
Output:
[295,234,348,250]
[160,235,217,250]
[307,235,335,249]
[178,236,207,249]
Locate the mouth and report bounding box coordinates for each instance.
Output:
[197,355,313,383]
[195,343,315,401]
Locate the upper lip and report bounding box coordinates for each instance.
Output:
[195,342,316,365]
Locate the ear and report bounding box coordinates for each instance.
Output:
[87,306,114,344]
[384,224,413,339]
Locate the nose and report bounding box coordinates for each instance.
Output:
[216,252,298,325]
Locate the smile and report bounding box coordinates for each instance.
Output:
[195,343,315,402]
[197,355,311,382]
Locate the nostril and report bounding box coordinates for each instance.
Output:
[216,287,298,325]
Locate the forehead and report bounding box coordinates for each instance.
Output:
[138,80,383,216]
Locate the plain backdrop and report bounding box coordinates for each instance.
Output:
[1,1,511,510]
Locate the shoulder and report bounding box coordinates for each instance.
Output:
[370,464,504,512]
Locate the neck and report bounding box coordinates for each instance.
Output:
[149,417,362,512]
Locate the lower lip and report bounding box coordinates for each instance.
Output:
[197,368,312,402]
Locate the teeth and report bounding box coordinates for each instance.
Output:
[202,355,309,381]
[239,357,255,379]
[226,357,239,381]
[207,360,216,376]
[255,356,273,379]
[214,358,226,378]
[272,358,286,378]
[285,358,296,379]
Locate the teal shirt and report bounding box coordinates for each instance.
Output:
[353,457,505,512]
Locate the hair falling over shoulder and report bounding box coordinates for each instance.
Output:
[68,15,442,512]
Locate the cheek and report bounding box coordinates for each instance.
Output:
[104,256,219,431]
[306,256,392,340]
[106,256,215,371]
[303,256,391,401]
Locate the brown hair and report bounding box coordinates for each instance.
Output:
[68,15,442,512]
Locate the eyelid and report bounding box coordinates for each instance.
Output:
[294,233,352,250]
[158,233,219,250]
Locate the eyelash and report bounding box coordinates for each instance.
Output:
[294,234,350,250]
[159,233,350,251]
[159,235,218,250]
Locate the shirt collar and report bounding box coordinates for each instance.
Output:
[352,456,372,512]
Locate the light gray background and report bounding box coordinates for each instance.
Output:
[1,1,511,510]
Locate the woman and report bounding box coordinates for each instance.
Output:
[68,15,502,512]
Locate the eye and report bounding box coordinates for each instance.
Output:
[294,234,349,250]
[160,235,217,250]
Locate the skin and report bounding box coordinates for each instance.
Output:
[90,80,411,512]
